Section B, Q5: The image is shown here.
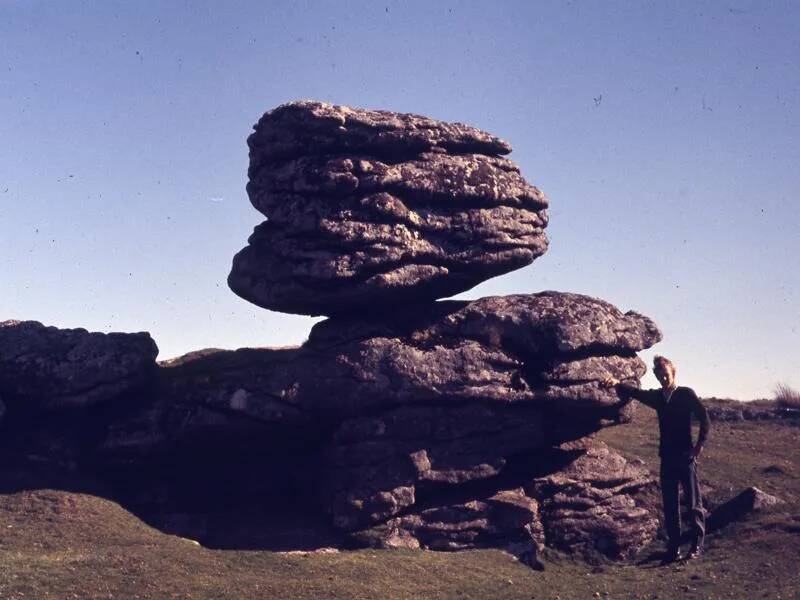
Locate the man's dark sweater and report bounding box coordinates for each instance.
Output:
[617,385,711,459]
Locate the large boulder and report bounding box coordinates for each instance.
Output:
[94,291,660,560]
[527,440,658,559]
[0,292,660,560]
[0,320,158,412]
[101,291,660,456]
[304,291,661,419]
[228,100,550,316]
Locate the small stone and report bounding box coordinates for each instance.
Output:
[708,486,784,531]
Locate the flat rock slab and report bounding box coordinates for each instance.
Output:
[0,320,158,411]
[229,100,550,316]
[246,100,512,166]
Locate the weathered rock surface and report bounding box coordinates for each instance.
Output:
[349,439,657,559]
[0,291,660,561]
[0,320,158,412]
[100,292,659,455]
[0,100,672,565]
[305,292,660,419]
[351,487,545,556]
[229,100,550,316]
[88,292,660,559]
[527,440,658,558]
[246,100,512,167]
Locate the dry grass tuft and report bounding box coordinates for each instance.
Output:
[773,382,800,408]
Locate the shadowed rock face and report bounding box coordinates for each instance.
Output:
[351,486,546,555]
[0,320,158,412]
[0,292,660,560]
[83,292,660,558]
[229,100,549,316]
[350,440,657,558]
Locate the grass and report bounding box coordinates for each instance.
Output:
[1,404,798,599]
[773,382,800,409]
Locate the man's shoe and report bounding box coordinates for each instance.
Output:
[686,544,703,560]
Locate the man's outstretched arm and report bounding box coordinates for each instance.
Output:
[601,377,660,409]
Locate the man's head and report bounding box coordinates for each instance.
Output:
[653,355,676,389]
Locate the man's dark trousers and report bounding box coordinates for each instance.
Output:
[660,455,705,551]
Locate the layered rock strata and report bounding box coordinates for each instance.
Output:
[1,102,666,563]
[351,439,657,559]
[528,440,658,559]
[101,292,657,450]
[88,291,661,557]
[229,100,549,316]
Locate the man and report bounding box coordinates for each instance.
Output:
[602,355,710,562]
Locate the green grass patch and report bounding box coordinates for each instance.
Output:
[1,405,798,599]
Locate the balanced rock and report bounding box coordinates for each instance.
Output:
[0,320,158,412]
[0,101,668,565]
[229,100,549,316]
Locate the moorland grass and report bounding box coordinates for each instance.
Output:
[1,404,798,599]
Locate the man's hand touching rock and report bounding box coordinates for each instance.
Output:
[601,376,620,389]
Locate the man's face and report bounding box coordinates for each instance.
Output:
[654,365,675,389]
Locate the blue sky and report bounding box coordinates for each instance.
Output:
[1,1,798,399]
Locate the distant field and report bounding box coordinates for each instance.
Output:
[1,404,798,599]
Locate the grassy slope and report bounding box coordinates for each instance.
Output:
[1,407,798,599]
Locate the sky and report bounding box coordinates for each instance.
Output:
[1,1,798,399]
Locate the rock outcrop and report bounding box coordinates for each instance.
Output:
[1,101,666,564]
[87,290,660,558]
[0,320,158,412]
[100,292,658,452]
[229,100,549,316]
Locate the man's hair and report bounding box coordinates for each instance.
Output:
[653,355,676,375]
